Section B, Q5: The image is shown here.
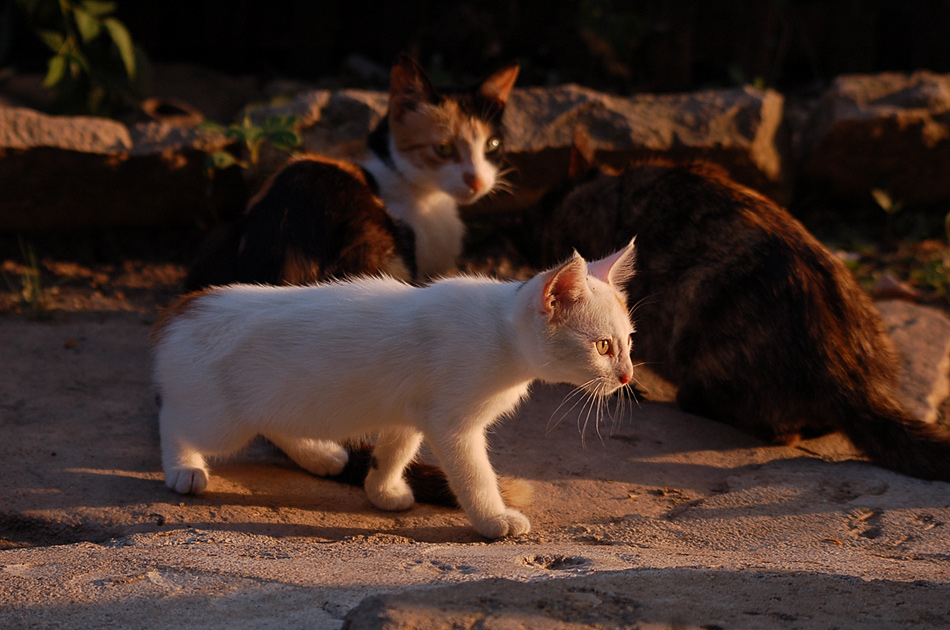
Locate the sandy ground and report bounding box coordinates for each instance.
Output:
[2,264,950,629]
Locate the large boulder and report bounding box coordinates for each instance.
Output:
[500,84,787,210]
[800,71,950,206]
[0,105,237,232]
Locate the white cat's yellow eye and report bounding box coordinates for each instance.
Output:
[434,142,455,158]
[596,339,611,356]
[485,136,501,153]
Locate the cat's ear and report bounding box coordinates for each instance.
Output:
[477,63,520,108]
[540,251,590,316]
[390,55,438,120]
[587,237,637,288]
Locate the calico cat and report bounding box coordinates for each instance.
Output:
[534,150,950,482]
[184,55,519,290]
[152,241,637,539]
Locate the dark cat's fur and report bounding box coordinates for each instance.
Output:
[533,149,950,482]
[185,55,518,290]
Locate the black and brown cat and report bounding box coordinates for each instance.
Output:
[532,148,950,482]
[185,55,519,290]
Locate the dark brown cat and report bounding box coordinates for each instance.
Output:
[184,55,519,290]
[532,150,950,482]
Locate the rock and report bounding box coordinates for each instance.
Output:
[872,273,922,301]
[246,83,788,214]
[800,71,950,206]
[343,570,950,630]
[877,299,950,423]
[499,84,787,211]
[244,89,388,174]
[0,105,238,232]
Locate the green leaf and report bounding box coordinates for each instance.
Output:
[80,1,117,18]
[73,8,101,43]
[267,129,302,151]
[207,151,241,171]
[196,121,226,134]
[42,54,66,88]
[37,29,65,53]
[102,17,135,78]
[263,114,297,132]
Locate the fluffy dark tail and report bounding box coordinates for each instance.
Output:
[331,444,533,508]
[837,398,950,481]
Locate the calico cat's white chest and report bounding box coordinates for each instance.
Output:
[389,193,465,278]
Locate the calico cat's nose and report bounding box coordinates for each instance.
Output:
[619,372,632,385]
[463,173,484,193]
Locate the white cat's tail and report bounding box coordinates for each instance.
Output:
[332,444,533,509]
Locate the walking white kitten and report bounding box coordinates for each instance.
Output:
[152,240,636,539]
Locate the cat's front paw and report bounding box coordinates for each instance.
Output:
[472,508,531,539]
[165,466,209,495]
[364,474,415,512]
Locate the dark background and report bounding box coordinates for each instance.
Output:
[6,0,950,95]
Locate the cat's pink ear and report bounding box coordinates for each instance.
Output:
[390,55,437,120]
[587,237,637,288]
[541,251,589,316]
[477,63,520,108]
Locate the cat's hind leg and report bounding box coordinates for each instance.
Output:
[160,404,212,494]
[364,428,423,511]
[163,446,210,495]
[265,434,349,477]
[159,403,254,495]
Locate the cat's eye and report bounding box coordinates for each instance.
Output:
[434,142,455,158]
[485,136,501,153]
[596,339,612,356]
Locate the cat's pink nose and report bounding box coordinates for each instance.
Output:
[619,373,632,385]
[463,173,484,193]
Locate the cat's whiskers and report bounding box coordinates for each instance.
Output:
[485,166,517,197]
[628,292,662,320]
[578,378,614,448]
[547,379,599,435]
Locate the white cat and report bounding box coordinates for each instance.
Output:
[151,240,636,539]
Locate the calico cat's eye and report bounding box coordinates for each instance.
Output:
[485,136,502,153]
[434,142,456,158]
[596,339,612,356]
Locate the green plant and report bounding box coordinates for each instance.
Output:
[199,114,302,176]
[2,237,51,318]
[16,0,145,116]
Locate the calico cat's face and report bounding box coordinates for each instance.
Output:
[387,56,519,205]
[521,241,637,397]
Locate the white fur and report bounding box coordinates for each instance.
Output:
[153,243,636,539]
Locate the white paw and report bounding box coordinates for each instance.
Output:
[289,439,348,477]
[165,466,208,495]
[365,474,415,512]
[472,509,531,539]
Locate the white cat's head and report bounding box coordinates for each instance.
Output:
[382,55,519,205]
[517,238,637,395]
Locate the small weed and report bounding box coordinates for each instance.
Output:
[199,114,301,177]
[2,237,51,319]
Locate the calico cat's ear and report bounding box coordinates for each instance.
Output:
[477,63,520,108]
[390,55,438,120]
[541,251,589,316]
[587,237,637,289]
